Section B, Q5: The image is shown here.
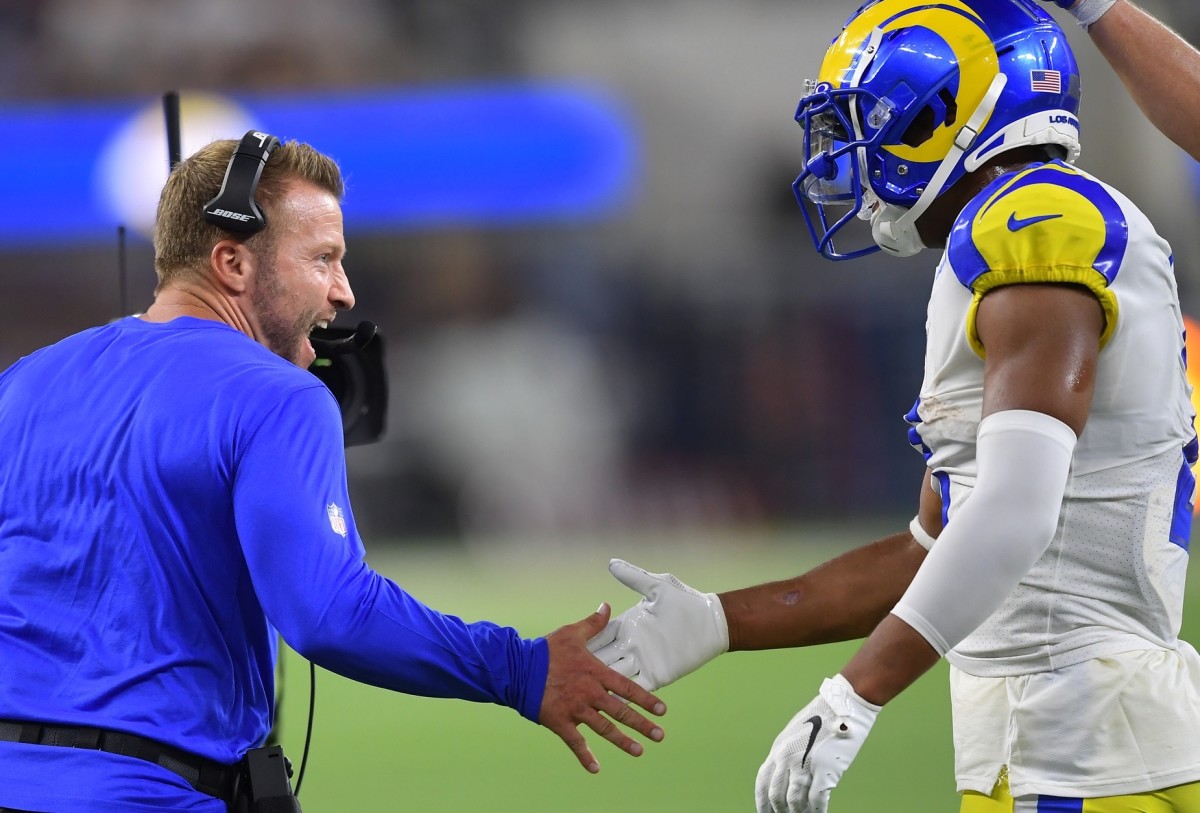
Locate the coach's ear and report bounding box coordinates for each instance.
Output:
[210,240,255,295]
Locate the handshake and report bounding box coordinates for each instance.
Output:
[589,560,881,813]
[586,559,730,691]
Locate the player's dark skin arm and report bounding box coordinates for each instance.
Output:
[718,498,933,652]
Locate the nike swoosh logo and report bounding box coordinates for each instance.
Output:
[1007,212,1063,231]
[800,715,822,766]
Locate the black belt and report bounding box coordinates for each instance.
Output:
[0,718,241,802]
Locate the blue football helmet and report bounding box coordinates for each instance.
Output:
[794,0,1082,260]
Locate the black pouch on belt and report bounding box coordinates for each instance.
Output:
[231,745,302,813]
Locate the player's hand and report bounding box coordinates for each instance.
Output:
[755,674,881,813]
[586,558,729,691]
[1039,0,1116,28]
[539,603,667,773]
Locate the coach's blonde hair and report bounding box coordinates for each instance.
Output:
[152,138,344,287]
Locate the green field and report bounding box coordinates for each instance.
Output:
[273,524,1200,812]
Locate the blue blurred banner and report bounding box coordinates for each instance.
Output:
[0,83,639,246]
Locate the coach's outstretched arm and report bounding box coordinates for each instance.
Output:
[234,386,667,775]
[1048,0,1200,161]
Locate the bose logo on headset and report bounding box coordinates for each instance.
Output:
[208,208,253,222]
[202,129,282,234]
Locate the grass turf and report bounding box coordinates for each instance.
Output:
[273,525,1200,812]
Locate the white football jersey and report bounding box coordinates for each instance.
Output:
[908,160,1200,797]
[908,160,1196,677]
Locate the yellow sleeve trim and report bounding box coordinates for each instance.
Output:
[964,266,1119,358]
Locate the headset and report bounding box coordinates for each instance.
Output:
[202,130,281,234]
[199,128,388,447]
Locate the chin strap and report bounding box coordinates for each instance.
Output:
[871,72,1009,257]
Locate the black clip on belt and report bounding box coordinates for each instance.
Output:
[0,719,240,802]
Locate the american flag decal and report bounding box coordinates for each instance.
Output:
[1030,69,1062,93]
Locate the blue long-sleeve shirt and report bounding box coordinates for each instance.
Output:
[0,316,548,812]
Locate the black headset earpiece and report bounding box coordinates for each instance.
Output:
[202,130,281,234]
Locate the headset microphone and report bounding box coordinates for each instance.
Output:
[311,321,378,356]
[309,321,387,447]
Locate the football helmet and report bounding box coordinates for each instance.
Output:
[793,0,1082,260]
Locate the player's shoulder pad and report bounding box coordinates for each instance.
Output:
[946,160,1125,348]
[947,161,1128,288]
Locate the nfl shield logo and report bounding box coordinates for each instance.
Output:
[327,503,348,537]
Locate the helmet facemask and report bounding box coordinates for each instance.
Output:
[793,78,898,260]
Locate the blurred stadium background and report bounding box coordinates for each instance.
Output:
[2,0,1199,810]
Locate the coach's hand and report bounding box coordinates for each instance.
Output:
[1039,0,1117,29]
[540,603,667,773]
[755,674,881,813]
[586,559,729,691]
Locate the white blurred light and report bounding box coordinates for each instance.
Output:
[95,93,256,238]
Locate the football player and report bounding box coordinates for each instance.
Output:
[590,2,1200,811]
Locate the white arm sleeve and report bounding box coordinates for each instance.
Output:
[891,409,1077,656]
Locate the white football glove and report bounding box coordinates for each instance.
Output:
[586,558,729,691]
[755,674,881,813]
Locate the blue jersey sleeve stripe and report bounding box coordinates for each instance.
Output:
[934,470,952,529]
[1171,458,1194,552]
[1172,439,1198,553]
[904,398,933,460]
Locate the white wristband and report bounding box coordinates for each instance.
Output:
[1068,0,1117,31]
[908,515,937,551]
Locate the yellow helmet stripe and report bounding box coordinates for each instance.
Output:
[819,1,998,164]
